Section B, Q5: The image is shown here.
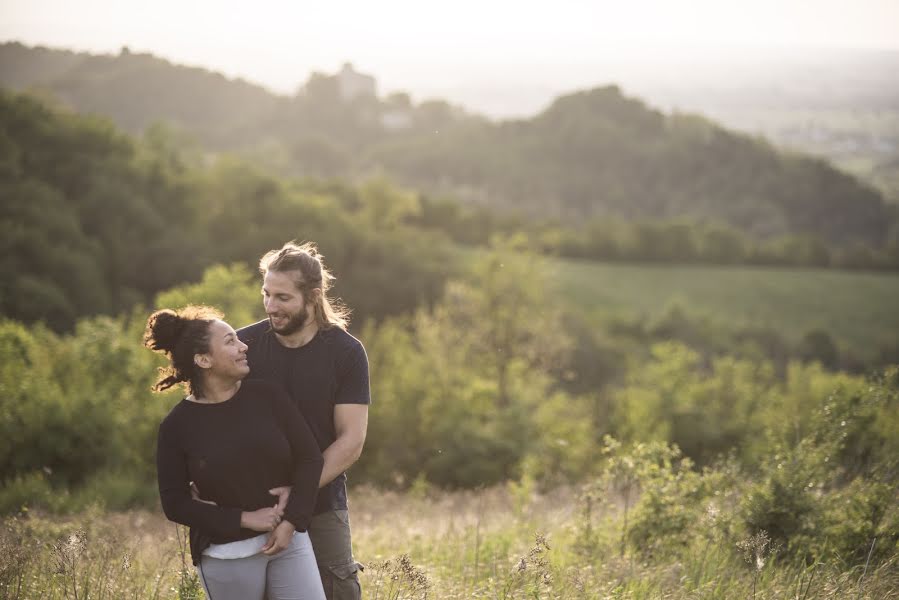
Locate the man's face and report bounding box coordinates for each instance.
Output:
[262,270,310,335]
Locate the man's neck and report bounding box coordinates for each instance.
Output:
[275,321,320,349]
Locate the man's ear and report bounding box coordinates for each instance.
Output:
[194,353,212,369]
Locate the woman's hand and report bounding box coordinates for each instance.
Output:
[240,504,284,532]
[268,486,291,514]
[261,520,296,555]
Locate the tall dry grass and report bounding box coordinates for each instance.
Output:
[2,485,896,599]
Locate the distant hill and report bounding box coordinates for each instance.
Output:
[367,87,891,245]
[411,50,899,204]
[0,42,284,147]
[1,42,894,246]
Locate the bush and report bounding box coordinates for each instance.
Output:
[0,471,65,514]
[822,479,899,566]
[740,439,827,557]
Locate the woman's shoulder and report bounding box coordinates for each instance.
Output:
[158,399,191,434]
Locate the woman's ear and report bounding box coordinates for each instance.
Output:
[194,353,212,369]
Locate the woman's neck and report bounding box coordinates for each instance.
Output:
[191,377,242,404]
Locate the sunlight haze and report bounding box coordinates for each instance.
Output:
[2,0,898,100]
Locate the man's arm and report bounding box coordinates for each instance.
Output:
[320,404,368,488]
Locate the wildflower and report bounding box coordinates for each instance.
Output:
[737,530,771,573]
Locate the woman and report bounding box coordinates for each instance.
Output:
[145,305,326,600]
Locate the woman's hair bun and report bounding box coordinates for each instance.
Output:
[143,309,187,353]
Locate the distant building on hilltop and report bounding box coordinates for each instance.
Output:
[380,109,413,131]
[336,62,376,101]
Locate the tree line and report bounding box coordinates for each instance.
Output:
[0,91,452,331]
[4,91,898,337]
[2,42,896,250]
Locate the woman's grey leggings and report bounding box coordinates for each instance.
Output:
[198,532,325,600]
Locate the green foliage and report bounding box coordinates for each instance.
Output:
[155,263,261,326]
[741,369,899,562]
[356,176,421,230]
[594,438,740,558]
[0,320,115,487]
[821,479,899,566]
[0,91,204,329]
[371,87,892,248]
[797,329,840,369]
[588,375,898,571]
[358,241,578,488]
[740,439,828,555]
[612,343,775,466]
[0,314,174,512]
[0,471,62,515]
[3,43,895,254]
[0,91,455,330]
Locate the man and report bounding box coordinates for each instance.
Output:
[238,241,369,600]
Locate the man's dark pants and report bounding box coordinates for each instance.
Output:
[308,510,362,600]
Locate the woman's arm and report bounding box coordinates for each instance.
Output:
[270,389,325,531]
[156,419,245,537]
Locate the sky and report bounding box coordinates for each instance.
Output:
[2,0,898,102]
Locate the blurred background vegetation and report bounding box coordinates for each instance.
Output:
[1,40,897,597]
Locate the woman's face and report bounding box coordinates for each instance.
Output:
[198,320,250,380]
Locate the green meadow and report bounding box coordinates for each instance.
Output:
[549,258,899,356]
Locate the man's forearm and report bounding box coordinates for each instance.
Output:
[319,435,364,488]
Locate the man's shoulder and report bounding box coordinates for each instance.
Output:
[237,319,271,344]
[321,327,367,359]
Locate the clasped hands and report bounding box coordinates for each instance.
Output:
[191,483,293,555]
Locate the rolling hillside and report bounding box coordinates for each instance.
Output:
[2,41,894,247]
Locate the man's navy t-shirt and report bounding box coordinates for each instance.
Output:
[237,319,371,515]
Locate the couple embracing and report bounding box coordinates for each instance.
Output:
[145,241,369,600]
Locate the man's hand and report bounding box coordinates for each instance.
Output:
[261,520,296,555]
[269,486,291,514]
[240,504,284,532]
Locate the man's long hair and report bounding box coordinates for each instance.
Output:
[259,241,350,331]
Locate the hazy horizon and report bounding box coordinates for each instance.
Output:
[2,0,898,117]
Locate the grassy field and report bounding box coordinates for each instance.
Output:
[547,258,899,357]
[3,486,895,599]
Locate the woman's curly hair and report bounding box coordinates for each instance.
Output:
[143,305,223,398]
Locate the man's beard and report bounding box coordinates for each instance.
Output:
[269,308,309,335]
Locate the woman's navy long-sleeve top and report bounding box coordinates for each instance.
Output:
[156,378,323,564]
